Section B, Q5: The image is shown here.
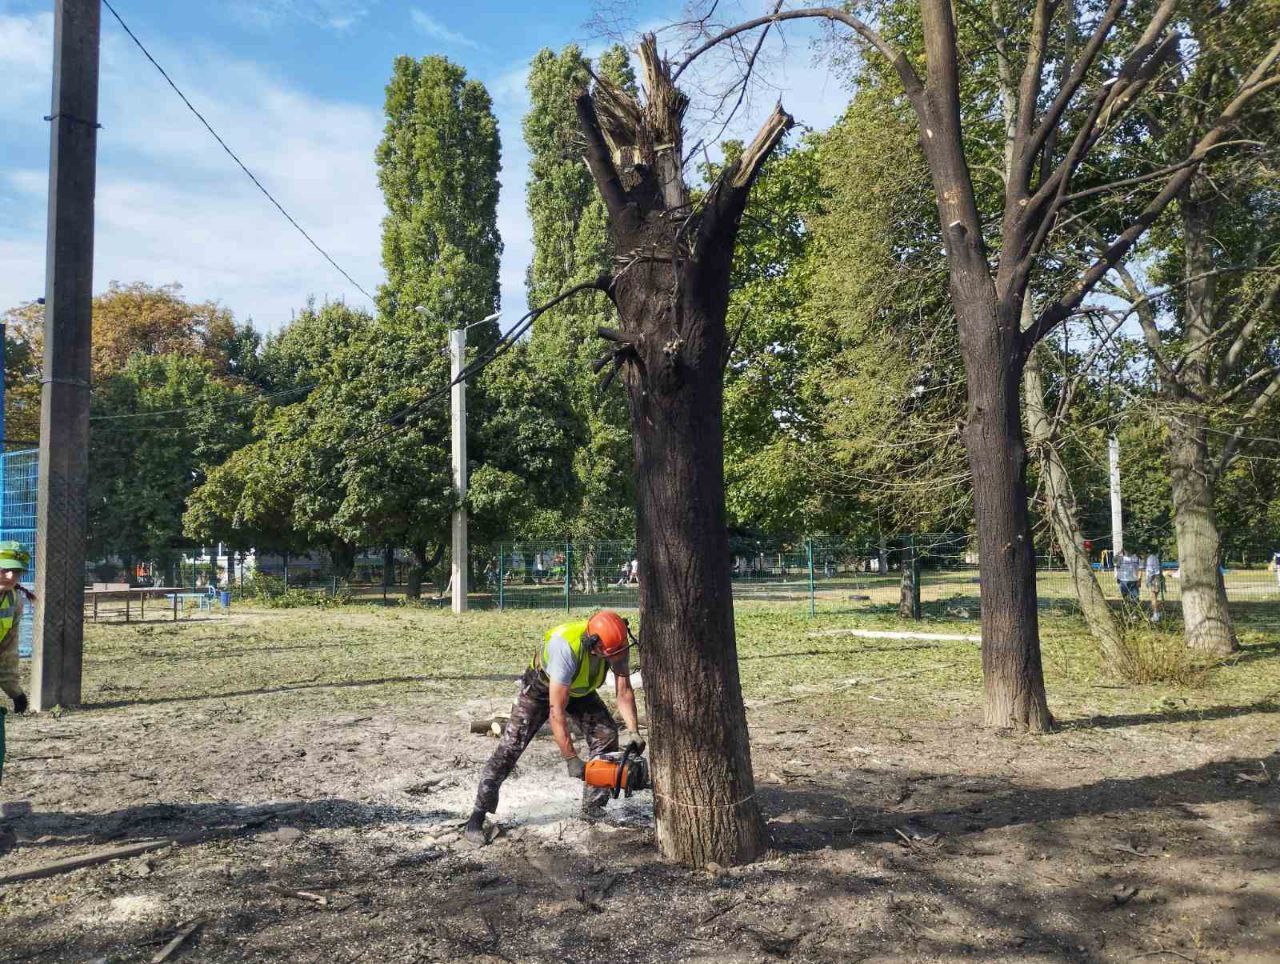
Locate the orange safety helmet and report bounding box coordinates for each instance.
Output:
[586,610,630,658]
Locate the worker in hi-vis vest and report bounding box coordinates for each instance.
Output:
[465,610,642,844]
[0,542,33,717]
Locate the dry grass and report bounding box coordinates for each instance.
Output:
[1113,622,1214,686]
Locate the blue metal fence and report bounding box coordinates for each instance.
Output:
[2,449,38,656]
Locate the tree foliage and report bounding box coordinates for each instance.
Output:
[522,44,636,539]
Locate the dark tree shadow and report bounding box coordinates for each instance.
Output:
[759,751,1280,850]
[1060,698,1280,731]
[83,673,518,710]
[740,643,944,661]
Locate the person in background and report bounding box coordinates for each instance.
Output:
[0,542,33,717]
[1116,549,1142,603]
[1145,549,1165,622]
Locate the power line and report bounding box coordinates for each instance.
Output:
[336,280,606,458]
[89,381,316,422]
[100,0,376,303]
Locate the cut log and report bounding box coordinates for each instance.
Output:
[467,717,550,737]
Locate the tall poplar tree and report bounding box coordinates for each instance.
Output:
[377,55,502,341]
[523,45,636,541]
[369,55,503,587]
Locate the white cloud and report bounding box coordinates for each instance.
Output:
[0,11,53,115]
[0,4,854,336]
[410,10,481,51]
[226,1,373,32]
[0,11,385,331]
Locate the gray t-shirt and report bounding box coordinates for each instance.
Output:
[543,627,624,689]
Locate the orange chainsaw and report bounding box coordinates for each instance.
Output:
[583,743,651,798]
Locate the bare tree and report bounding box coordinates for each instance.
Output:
[676,1,1280,730]
[576,36,791,865]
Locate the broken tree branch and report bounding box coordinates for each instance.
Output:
[575,89,633,227]
[731,104,794,191]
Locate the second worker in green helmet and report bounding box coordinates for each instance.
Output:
[0,542,32,715]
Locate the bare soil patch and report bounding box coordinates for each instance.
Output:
[1,605,1277,962]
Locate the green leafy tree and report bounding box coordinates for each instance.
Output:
[1,303,42,444]
[91,353,256,576]
[804,88,968,541]
[377,55,501,339]
[717,139,857,538]
[522,44,636,540]
[363,54,504,590]
[470,344,580,545]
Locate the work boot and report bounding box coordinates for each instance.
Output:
[463,808,489,845]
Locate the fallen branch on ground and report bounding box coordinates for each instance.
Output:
[149,919,203,963]
[0,837,190,885]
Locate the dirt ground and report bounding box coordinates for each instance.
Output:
[1,603,1277,963]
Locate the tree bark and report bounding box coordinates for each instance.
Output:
[329,542,356,583]
[624,295,765,866]
[404,543,446,600]
[406,544,426,600]
[1166,409,1237,654]
[956,299,1054,732]
[1023,346,1127,667]
[575,40,787,865]
[1162,187,1238,655]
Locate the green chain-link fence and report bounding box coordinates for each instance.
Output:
[81,531,1280,618]
[479,534,1280,617]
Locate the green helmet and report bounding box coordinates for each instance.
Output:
[0,541,30,573]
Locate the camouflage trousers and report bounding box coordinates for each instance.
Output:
[474,668,618,815]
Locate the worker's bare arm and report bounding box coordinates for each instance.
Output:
[614,665,640,733]
[548,681,577,759]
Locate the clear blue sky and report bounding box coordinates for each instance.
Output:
[1,1,848,331]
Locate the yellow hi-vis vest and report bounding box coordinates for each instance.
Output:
[531,620,608,697]
[0,590,16,640]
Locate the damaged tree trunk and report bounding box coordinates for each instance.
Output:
[575,37,789,866]
[1023,346,1127,667]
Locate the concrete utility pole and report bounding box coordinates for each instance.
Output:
[449,326,468,614]
[32,0,100,710]
[1108,435,1124,561]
